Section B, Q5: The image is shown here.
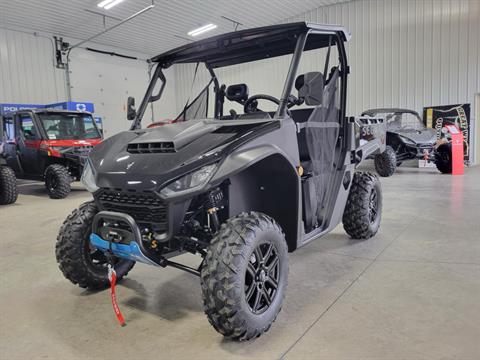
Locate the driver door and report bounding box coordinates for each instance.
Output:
[1,114,22,173]
[16,113,42,175]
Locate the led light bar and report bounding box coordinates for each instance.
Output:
[188,23,217,37]
[97,0,124,10]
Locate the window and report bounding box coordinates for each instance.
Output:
[19,115,39,140]
[2,116,15,140]
[386,113,425,131]
[38,113,101,140]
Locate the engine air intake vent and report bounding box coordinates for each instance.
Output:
[127,142,175,154]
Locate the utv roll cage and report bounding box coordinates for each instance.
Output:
[131,22,351,129]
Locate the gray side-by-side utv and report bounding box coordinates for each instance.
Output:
[56,22,386,340]
[363,108,453,176]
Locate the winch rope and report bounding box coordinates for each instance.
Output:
[108,264,126,327]
[106,236,126,327]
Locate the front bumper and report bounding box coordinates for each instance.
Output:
[402,143,437,161]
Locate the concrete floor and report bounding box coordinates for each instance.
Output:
[1,164,479,359]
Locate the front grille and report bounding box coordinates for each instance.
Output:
[97,189,168,231]
[127,142,175,154]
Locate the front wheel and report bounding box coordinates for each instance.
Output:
[55,201,135,289]
[435,143,452,174]
[374,145,397,177]
[201,212,288,341]
[45,164,71,199]
[343,172,382,239]
[0,166,18,205]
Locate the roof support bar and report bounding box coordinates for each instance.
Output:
[276,32,308,118]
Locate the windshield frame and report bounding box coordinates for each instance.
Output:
[131,28,348,130]
[37,112,102,141]
[384,112,425,131]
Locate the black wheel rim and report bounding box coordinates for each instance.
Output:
[245,242,280,315]
[48,174,58,191]
[369,188,379,224]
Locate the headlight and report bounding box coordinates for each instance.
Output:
[160,164,217,197]
[81,160,99,193]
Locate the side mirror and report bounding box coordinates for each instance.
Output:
[127,96,136,120]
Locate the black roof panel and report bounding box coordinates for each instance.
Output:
[151,22,350,68]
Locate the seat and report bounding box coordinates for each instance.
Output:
[293,71,326,163]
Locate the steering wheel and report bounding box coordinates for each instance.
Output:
[243,94,280,114]
[243,94,302,115]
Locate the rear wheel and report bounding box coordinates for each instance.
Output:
[201,212,288,341]
[0,166,18,205]
[435,143,452,174]
[55,201,135,289]
[343,172,382,239]
[374,145,397,177]
[45,164,71,199]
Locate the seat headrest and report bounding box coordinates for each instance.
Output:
[226,84,249,103]
[295,72,324,106]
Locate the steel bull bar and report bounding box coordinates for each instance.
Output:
[90,211,160,266]
[90,211,201,276]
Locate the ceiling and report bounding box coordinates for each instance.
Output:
[0,0,349,57]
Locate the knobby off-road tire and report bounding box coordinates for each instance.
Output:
[201,212,288,341]
[343,172,382,239]
[374,145,397,177]
[55,201,135,289]
[435,143,452,174]
[0,166,18,205]
[45,164,71,199]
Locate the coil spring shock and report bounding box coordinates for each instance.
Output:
[205,188,223,231]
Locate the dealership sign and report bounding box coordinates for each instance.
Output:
[0,101,94,115]
[423,104,471,161]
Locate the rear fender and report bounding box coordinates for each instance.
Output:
[211,145,301,252]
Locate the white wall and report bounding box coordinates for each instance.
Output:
[0,28,66,103]
[0,27,178,137]
[283,0,480,117]
[2,0,479,138]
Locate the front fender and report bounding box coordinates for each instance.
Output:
[211,143,297,184]
[211,145,302,252]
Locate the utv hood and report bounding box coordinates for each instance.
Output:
[395,128,437,145]
[89,118,276,190]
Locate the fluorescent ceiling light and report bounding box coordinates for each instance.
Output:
[97,0,124,10]
[188,24,217,37]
